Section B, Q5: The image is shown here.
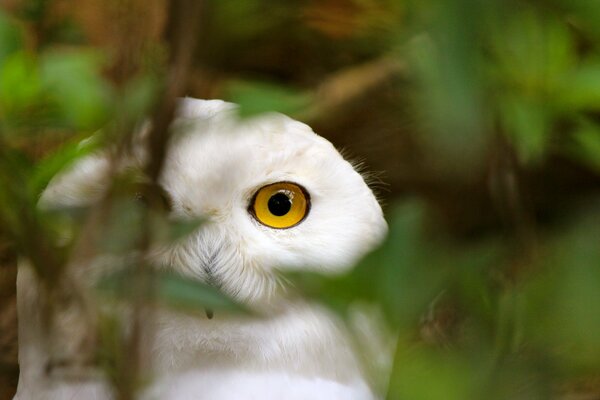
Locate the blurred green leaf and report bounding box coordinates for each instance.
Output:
[156,270,248,314]
[369,202,448,327]
[388,345,486,400]
[521,208,600,371]
[103,198,145,254]
[97,268,248,315]
[557,0,600,39]
[120,73,161,122]
[148,211,205,246]
[499,96,550,164]
[0,10,25,67]
[225,80,312,118]
[165,217,205,243]
[490,11,573,94]
[489,10,574,164]
[570,118,600,173]
[212,1,290,42]
[0,147,35,233]
[40,50,112,130]
[405,0,489,176]
[0,52,43,117]
[548,215,600,369]
[38,203,90,248]
[558,61,600,111]
[20,0,48,24]
[29,135,101,194]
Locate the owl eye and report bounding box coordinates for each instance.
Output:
[249,182,310,229]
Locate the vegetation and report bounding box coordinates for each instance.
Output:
[1,0,599,399]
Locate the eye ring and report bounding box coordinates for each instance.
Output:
[248,181,310,229]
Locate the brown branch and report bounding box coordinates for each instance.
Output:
[118,2,204,399]
[145,0,205,183]
[302,55,406,123]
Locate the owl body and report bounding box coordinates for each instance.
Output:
[15,99,387,400]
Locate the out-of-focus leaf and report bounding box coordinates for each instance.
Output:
[558,62,600,111]
[21,0,48,24]
[570,118,600,173]
[548,215,600,368]
[490,11,573,94]
[98,198,145,254]
[522,208,600,370]
[499,96,550,164]
[0,148,35,233]
[29,135,101,194]
[405,0,489,177]
[40,50,112,130]
[0,52,43,115]
[484,354,553,400]
[368,202,447,327]
[212,1,289,42]
[97,268,248,315]
[121,74,161,121]
[156,270,248,314]
[388,344,486,400]
[558,0,600,39]
[388,336,551,400]
[0,10,25,67]
[489,9,573,164]
[225,80,312,118]
[39,203,90,247]
[165,217,205,243]
[445,241,503,334]
[492,288,527,357]
[149,212,205,246]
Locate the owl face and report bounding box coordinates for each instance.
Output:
[156,100,387,304]
[43,99,387,305]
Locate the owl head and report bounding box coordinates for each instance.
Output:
[41,99,387,306]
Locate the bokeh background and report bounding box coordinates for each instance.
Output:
[1,0,600,399]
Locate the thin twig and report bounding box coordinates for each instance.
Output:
[302,55,406,123]
[118,1,204,399]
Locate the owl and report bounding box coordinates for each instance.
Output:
[15,99,388,400]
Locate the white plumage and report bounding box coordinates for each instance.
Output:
[15,99,387,399]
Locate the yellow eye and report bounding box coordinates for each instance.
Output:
[250,182,310,229]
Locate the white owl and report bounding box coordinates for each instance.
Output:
[15,99,388,400]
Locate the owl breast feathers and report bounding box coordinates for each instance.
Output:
[15,99,388,400]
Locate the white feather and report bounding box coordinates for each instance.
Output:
[15,99,388,399]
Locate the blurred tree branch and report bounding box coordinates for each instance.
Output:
[304,54,406,123]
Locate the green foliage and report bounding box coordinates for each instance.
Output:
[572,118,600,173]
[225,80,312,118]
[0,54,111,133]
[1,1,600,399]
[40,50,112,129]
[97,268,248,316]
[0,12,24,65]
[0,53,43,123]
[524,212,600,371]
[30,134,101,194]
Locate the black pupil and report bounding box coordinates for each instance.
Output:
[268,192,292,216]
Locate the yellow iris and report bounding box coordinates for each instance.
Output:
[250,182,310,229]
